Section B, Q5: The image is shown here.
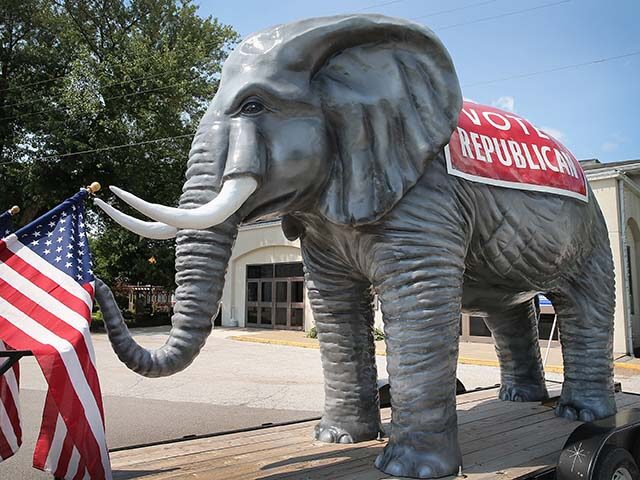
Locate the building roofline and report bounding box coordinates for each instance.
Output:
[581,158,640,172]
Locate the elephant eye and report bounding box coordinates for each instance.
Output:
[240,101,265,116]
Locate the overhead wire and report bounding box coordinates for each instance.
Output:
[410,0,498,21]
[1,70,193,110]
[0,0,510,98]
[0,134,194,166]
[1,0,634,166]
[0,0,409,95]
[0,0,571,123]
[0,80,194,122]
[436,0,571,31]
[1,46,635,167]
[355,0,405,11]
[462,50,640,87]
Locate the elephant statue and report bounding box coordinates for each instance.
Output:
[93,14,616,479]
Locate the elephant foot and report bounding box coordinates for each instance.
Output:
[554,384,616,422]
[374,440,462,479]
[499,382,548,402]
[314,418,382,444]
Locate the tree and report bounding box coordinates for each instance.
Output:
[0,0,238,288]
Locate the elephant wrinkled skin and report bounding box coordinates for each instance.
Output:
[94,14,616,479]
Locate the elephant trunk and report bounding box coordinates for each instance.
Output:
[95,118,241,377]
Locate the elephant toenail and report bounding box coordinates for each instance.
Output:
[386,460,407,476]
[579,410,595,422]
[418,465,435,477]
[556,405,578,421]
[318,430,335,442]
[338,433,353,444]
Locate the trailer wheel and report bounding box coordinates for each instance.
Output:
[593,447,640,480]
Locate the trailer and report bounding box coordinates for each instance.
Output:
[107,383,640,480]
[4,350,639,479]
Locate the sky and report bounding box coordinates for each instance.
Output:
[196,0,639,163]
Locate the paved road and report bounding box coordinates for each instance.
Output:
[2,327,640,478]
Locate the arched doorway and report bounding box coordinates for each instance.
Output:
[626,218,640,352]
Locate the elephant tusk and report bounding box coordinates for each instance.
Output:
[110,176,258,230]
[94,198,178,240]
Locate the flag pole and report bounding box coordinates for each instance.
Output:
[8,205,19,216]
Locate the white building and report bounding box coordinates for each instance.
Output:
[219,158,640,356]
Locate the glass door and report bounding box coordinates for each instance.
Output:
[246,263,305,330]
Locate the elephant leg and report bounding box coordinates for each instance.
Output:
[373,249,464,479]
[552,244,616,422]
[483,301,548,402]
[303,247,382,444]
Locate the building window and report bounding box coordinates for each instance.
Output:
[246,262,304,330]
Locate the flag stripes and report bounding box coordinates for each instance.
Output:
[0,247,92,320]
[0,206,20,462]
[0,339,21,461]
[0,314,108,478]
[0,189,110,479]
[3,241,93,310]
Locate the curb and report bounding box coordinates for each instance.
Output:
[230,335,639,374]
[230,336,319,350]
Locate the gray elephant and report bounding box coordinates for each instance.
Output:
[93,14,616,479]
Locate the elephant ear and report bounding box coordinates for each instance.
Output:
[306,17,462,225]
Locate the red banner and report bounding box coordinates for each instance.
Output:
[445,101,587,202]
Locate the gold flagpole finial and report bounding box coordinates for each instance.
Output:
[86,182,101,194]
[9,205,19,216]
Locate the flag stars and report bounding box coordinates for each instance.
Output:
[12,198,93,282]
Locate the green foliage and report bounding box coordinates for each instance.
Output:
[90,308,104,331]
[374,327,385,341]
[306,326,317,339]
[0,0,238,288]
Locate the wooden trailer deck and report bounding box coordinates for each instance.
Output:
[110,385,640,480]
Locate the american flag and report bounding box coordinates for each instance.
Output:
[0,209,21,461]
[0,338,21,462]
[0,190,111,479]
[0,210,12,238]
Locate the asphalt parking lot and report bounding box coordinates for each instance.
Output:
[3,327,640,479]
